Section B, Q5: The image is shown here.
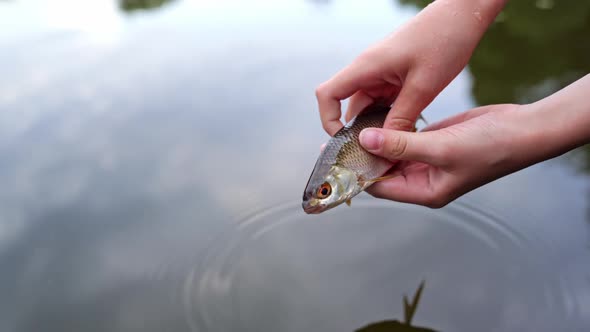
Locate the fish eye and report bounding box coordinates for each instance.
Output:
[316,182,332,199]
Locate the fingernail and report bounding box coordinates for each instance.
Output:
[359,129,383,151]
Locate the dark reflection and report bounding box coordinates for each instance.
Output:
[356,281,437,332]
[118,0,176,13]
[468,1,590,106]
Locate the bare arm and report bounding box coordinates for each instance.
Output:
[523,75,590,158]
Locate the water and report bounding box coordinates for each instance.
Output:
[1,0,589,331]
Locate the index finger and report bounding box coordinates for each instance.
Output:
[315,64,368,136]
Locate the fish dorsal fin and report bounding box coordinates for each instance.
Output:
[356,100,392,117]
[418,114,429,126]
[413,114,429,132]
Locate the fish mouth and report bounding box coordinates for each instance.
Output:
[302,203,324,214]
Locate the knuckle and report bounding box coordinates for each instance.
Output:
[385,134,408,158]
[385,117,415,131]
[422,186,454,209]
[315,83,329,100]
[416,85,436,97]
[321,122,332,134]
[425,199,447,209]
[429,141,453,165]
[408,80,436,96]
[406,77,434,93]
[423,194,448,209]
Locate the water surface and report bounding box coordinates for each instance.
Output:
[1,1,589,331]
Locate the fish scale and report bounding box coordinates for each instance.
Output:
[302,103,396,214]
[329,104,393,182]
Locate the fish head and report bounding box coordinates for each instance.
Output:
[302,164,358,214]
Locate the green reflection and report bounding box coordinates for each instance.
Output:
[400,0,590,172]
[355,281,437,332]
[118,0,176,13]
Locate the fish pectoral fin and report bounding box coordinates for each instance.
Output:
[363,174,398,185]
[345,199,352,207]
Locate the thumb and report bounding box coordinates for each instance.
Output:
[359,128,442,165]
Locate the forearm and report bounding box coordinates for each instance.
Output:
[415,0,508,38]
[392,0,509,78]
[523,74,590,160]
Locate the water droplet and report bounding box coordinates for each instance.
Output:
[473,11,482,22]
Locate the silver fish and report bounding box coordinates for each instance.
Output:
[302,103,397,214]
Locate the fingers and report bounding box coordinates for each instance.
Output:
[366,176,449,208]
[365,163,452,208]
[316,62,376,136]
[383,73,439,132]
[365,175,426,205]
[359,128,445,165]
[345,91,374,123]
[422,105,498,132]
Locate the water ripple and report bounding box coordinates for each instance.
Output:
[184,198,585,332]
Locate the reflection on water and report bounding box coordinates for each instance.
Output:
[118,0,177,13]
[186,199,583,331]
[0,0,589,331]
[356,281,437,332]
[469,0,590,106]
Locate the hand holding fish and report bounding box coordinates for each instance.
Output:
[315,0,508,136]
[358,75,590,208]
[305,0,590,213]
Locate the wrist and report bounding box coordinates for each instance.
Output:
[520,74,590,160]
[422,0,507,32]
[411,0,507,58]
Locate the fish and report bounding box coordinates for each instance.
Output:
[302,102,402,214]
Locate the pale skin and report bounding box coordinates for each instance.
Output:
[315,0,590,208]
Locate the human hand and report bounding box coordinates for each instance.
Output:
[315,0,507,136]
[354,74,590,208]
[357,104,535,208]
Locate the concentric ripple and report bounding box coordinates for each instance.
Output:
[184,197,585,332]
